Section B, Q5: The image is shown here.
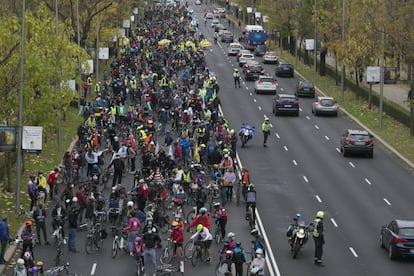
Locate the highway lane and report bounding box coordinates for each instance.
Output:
[199,7,414,274]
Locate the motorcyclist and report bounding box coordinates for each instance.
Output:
[245,184,256,223]
[286,213,302,248]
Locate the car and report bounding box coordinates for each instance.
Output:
[263,51,278,64]
[205,12,214,19]
[195,0,201,4]
[340,129,374,158]
[380,219,414,260]
[296,81,315,97]
[243,63,265,81]
[254,45,267,57]
[214,24,226,33]
[216,7,226,18]
[228,42,242,56]
[237,49,251,61]
[254,75,278,95]
[311,96,338,116]
[211,19,220,28]
[218,27,229,36]
[275,62,294,78]
[272,94,299,116]
[221,31,234,43]
[238,52,255,67]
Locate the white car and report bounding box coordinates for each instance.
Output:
[218,27,228,36]
[205,12,214,19]
[263,51,278,64]
[211,19,220,28]
[228,42,242,56]
[254,75,278,94]
[238,52,255,67]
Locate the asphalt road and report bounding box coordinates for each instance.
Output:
[199,4,414,276]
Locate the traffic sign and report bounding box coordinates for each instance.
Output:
[367,66,380,83]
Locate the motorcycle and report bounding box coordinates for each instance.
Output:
[288,220,309,258]
[239,124,254,148]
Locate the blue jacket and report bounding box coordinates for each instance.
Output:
[0,221,9,240]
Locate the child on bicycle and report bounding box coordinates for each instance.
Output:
[169,221,184,260]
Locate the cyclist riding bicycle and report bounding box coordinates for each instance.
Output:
[187,207,211,231]
[213,202,228,239]
[245,184,256,223]
[169,221,184,260]
[189,224,213,263]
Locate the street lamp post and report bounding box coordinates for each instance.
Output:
[16,0,26,213]
[313,0,317,84]
[56,0,62,152]
[340,0,345,101]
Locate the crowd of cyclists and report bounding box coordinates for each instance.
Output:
[15,2,268,276]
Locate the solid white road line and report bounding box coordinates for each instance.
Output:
[90,263,97,275]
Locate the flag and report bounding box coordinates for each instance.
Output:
[194,143,200,163]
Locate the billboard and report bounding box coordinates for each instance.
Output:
[22,126,43,151]
[0,126,17,152]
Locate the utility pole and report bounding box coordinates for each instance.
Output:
[16,0,26,213]
[95,1,100,85]
[379,23,385,130]
[313,0,317,84]
[340,0,345,101]
[56,0,62,152]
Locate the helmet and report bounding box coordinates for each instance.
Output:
[256,248,264,255]
[196,224,204,232]
[199,207,207,214]
[171,221,179,227]
[316,211,324,219]
[17,258,25,265]
[227,232,235,239]
[25,220,33,227]
[230,129,235,135]
[72,196,78,202]
[250,228,259,236]
[213,164,219,169]
[135,236,142,243]
[114,136,119,142]
[213,202,220,208]
[127,201,134,207]
[224,154,229,158]
[38,171,43,175]
[235,241,241,247]
[23,251,31,259]
[248,183,255,190]
[225,250,232,258]
[92,164,98,171]
[265,117,269,122]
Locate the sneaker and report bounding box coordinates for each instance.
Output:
[314,260,324,267]
[206,257,211,263]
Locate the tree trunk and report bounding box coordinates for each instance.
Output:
[5,152,12,192]
[319,49,326,76]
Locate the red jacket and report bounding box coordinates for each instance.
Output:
[188,214,211,231]
[169,227,184,244]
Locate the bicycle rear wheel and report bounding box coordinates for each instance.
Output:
[159,247,172,264]
[191,248,200,266]
[214,227,221,244]
[85,236,93,255]
[112,239,119,258]
[184,240,195,259]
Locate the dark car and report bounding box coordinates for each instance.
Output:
[254,45,267,57]
[275,62,294,78]
[243,63,265,81]
[221,31,234,43]
[296,81,315,97]
[380,219,414,260]
[272,94,299,116]
[340,129,374,158]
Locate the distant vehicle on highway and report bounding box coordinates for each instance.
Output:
[254,45,267,57]
[211,19,220,28]
[205,12,214,19]
[243,62,264,81]
[380,219,414,260]
[221,31,234,43]
[340,129,374,158]
[311,96,338,116]
[295,80,315,97]
[263,51,278,64]
[275,62,294,78]
[228,42,242,56]
[254,75,278,95]
[272,94,299,116]
[238,52,255,67]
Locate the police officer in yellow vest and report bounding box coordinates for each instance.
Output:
[312,211,325,266]
[261,117,270,147]
[160,75,168,88]
[94,82,101,94]
[87,75,93,95]
[233,69,241,88]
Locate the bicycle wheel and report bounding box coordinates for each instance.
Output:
[136,257,144,276]
[214,227,221,244]
[191,247,200,266]
[186,211,196,224]
[85,236,93,255]
[184,240,195,259]
[55,248,61,266]
[159,246,172,264]
[112,238,119,258]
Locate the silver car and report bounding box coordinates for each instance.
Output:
[228,43,242,56]
[254,75,278,94]
[311,96,338,116]
[263,51,278,64]
[239,53,255,67]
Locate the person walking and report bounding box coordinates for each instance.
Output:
[32,204,50,245]
[249,248,265,275]
[233,69,241,88]
[261,117,270,147]
[143,227,161,276]
[232,241,247,276]
[108,153,125,187]
[312,211,325,266]
[0,215,12,264]
[27,174,37,212]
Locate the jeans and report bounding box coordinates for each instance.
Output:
[0,239,7,262]
[144,248,157,274]
[68,228,77,252]
[80,165,87,183]
[128,231,137,252]
[220,187,227,207]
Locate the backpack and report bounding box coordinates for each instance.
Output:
[47,172,55,185]
[220,208,228,221]
[233,250,244,264]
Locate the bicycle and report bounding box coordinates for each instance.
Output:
[191,240,206,266]
[184,238,195,259]
[246,204,255,230]
[186,206,198,224]
[44,262,76,276]
[135,252,145,276]
[214,219,222,244]
[110,226,128,258]
[159,237,174,264]
[157,263,184,276]
[85,223,103,254]
[52,225,66,266]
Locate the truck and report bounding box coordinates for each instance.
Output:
[239,25,268,51]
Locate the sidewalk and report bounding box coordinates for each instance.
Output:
[324,54,411,111]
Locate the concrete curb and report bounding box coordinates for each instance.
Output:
[294,70,414,170]
[0,137,79,274]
